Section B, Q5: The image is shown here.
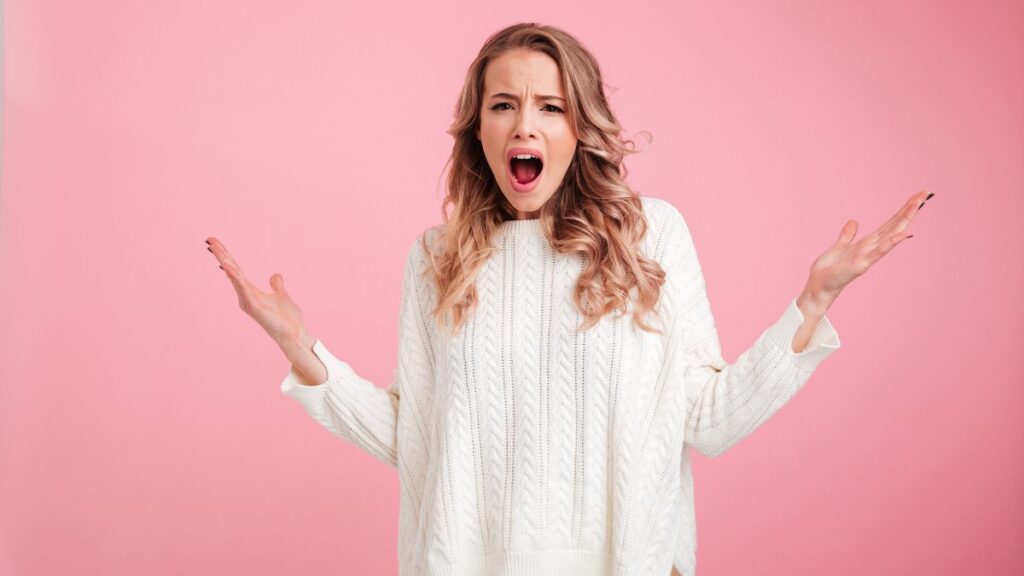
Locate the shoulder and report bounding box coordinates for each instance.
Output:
[640,195,689,231]
[401,223,445,285]
[638,195,694,254]
[405,223,444,261]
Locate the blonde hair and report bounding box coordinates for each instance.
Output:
[423,22,665,337]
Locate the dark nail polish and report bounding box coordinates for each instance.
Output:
[918,202,925,209]
[219,265,224,270]
[907,234,914,239]
[207,246,213,252]
[205,239,210,245]
[925,192,934,200]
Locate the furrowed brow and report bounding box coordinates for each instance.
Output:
[489,92,566,103]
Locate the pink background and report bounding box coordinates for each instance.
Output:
[2,1,1022,574]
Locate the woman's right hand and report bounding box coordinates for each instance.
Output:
[205,237,309,348]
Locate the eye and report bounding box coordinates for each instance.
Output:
[489,102,564,113]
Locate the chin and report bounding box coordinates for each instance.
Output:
[506,195,548,214]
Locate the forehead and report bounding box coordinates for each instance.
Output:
[483,49,564,95]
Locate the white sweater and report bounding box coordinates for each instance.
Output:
[280,196,841,576]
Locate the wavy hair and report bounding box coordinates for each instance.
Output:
[422,22,666,337]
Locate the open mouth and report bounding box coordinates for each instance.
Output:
[509,155,543,185]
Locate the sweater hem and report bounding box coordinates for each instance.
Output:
[426,549,631,576]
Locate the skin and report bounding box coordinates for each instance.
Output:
[205,46,934,378]
[476,48,578,220]
[206,190,935,382]
[206,237,324,384]
[791,190,933,351]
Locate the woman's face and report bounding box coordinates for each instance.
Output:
[477,49,578,220]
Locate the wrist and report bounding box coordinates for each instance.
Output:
[278,327,315,354]
[796,286,834,317]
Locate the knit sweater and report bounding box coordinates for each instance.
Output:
[280,196,841,576]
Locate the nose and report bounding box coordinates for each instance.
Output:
[513,106,538,140]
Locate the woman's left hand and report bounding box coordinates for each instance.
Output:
[800,190,934,313]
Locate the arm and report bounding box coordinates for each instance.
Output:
[278,235,434,468]
[279,329,327,387]
[680,190,930,457]
[658,205,841,458]
[792,290,831,353]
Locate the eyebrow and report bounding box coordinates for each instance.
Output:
[488,92,566,103]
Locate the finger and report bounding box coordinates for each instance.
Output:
[270,273,289,297]
[206,236,229,265]
[217,257,264,302]
[868,230,914,264]
[837,219,859,246]
[206,238,265,305]
[878,190,929,235]
[888,200,921,235]
[206,237,239,269]
[207,238,248,282]
[219,260,250,295]
[875,191,923,233]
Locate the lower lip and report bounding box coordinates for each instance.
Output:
[508,164,543,193]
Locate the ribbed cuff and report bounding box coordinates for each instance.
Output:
[280,339,354,412]
[762,297,841,373]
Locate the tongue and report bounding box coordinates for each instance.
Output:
[512,159,541,183]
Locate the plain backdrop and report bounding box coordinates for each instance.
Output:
[1,1,1022,575]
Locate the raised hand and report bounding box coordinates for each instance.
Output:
[205,237,309,347]
[802,190,934,310]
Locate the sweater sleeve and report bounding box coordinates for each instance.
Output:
[278,235,432,467]
[657,203,842,458]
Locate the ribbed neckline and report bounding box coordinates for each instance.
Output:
[497,217,544,237]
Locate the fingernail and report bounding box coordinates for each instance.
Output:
[925,192,934,200]
[907,234,914,239]
[219,265,224,270]
[918,202,925,209]
[207,246,213,252]
[205,240,210,245]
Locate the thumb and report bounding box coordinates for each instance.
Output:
[270,273,287,296]
[837,219,858,246]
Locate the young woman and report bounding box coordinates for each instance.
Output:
[206,22,929,576]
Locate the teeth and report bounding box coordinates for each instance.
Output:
[512,154,540,161]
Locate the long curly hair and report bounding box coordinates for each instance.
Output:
[423,22,666,337]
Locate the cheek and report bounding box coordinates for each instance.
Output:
[547,123,576,160]
[479,112,512,136]
[552,137,578,170]
[477,125,501,168]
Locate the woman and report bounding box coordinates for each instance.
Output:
[206,22,929,576]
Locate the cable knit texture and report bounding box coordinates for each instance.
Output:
[280,196,841,576]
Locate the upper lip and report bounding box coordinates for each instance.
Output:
[507,147,544,167]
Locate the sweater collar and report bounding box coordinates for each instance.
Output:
[497,217,544,239]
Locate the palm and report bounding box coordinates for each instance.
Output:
[807,190,931,299]
[205,237,306,344]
